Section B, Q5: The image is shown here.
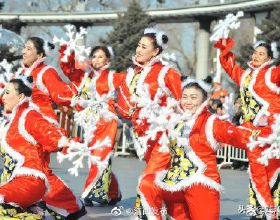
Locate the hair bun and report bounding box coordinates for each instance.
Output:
[26,76,33,84]
[162,35,168,44]
[203,75,212,84]
[47,42,55,50]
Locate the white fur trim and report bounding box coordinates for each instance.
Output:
[13,167,47,182]
[29,102,59,126]
[42,115,59,126]
[118,86,134,112]
[132,131,147,160]
[155,170,223,192]
[77,70,91,95]
[157,66,172,96]
[156,99,225,193]
[18,108,37,145]
[269,167,280,188]
[58,136,68,149]
[81,152,112,199]
[46,204,69,217]
[125,68,136,88]
[0,196,3,203]
[36,65,54,95]
[22,57,46,77]
[240,67,270,126]
[248,168,269,208]
[134,67,152,99]
[265,66,280,94]
[205,115,219,151]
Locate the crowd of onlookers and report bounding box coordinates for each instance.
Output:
[208,82,247,170]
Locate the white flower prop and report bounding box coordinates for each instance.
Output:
[247,114,280,165]
[57,137,111,176]
[0,59,14,84]
[71,73,116,148]
[132,84,180,155]
[0,59,15,94]
[53,24,91,63]
[210,11,244,42]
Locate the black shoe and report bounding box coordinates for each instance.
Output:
[108,193,122,206]
[83,197,93,207]
[65,205,87,220]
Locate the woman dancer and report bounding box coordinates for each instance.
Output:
[19,37,85,219]
[0,76,79,219]
[215,38,280,219]
[117,28,188,219]
[59,45,123,206]
[152,80,271,220]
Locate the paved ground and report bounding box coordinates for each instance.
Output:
[47,155,250,220]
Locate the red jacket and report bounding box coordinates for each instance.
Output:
[117,61,182,136]
[214,38,280,126]
[0,99,68,207]
[59,45,125,113]
[156,105,257,192]
[21,58,77,124]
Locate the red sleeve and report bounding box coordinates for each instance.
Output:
[26,111,68,153]
[212,116,255,150]
[164,68,182,100]
[43,68,77,106]
[59,45,85,86]
[113,72,126,89]
[214,38,246,86]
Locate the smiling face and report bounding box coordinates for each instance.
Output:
[251,46,271,67]
[90,49,109,71]
[135,36,159,66]
[180,87,204,114]
[2,83,24,112]
[22,40,43,67]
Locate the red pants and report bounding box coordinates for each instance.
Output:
[42,154,82,216]
[244,121,280,210]
[137,139,189,219]
[0,176,46,208]
[139,174,220,220]
[139,174,190,220]
[82,118,120,201]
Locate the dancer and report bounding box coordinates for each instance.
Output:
[59,45,123,206]
[117,28,189,219]
[215,38,280,219]
[19,37,86,219]
[0,76,71,219]
[150,79,272,220]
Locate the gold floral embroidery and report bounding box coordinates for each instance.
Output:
[240,74,262,122]
[0,147,17,183]
[162,123,198,185]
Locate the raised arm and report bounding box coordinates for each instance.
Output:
[164,68,182,100]
[40,67,77,106]
[214,38,246,86]
[59,45,85,86]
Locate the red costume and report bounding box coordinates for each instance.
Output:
[19,58,83,218]
[117,58,188,219]
[151,103,264,220]
[0,98,68,218]
[59,45,124,204]
[215,38,280,218]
